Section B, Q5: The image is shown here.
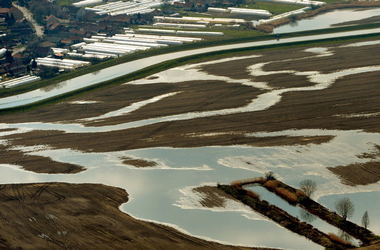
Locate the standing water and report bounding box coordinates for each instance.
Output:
[274,8,380,33]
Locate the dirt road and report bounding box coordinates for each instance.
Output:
[13,3,44,38]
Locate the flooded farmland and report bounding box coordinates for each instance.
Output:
[1,36,380,249]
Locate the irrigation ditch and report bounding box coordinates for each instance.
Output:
[218,177,380,249]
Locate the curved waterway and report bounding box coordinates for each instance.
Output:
[1,38,380,249]
[1,28,380,109]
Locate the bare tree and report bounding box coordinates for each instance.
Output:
[265,171,276,180]
[362,211,370,229]
[335,197,354,221]
[299,179,317,198]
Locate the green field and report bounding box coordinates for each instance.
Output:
[244,2,304,14]
[55,0,78,6]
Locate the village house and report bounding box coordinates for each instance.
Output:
[0,60,26,76]
[184,0,210,11]
[0,8,9,18]
[35,46,54,57]
[45,14,60,27]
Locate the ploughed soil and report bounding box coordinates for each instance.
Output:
[0,182,263,250]
[121,157,158,168]
[328,145,380,186]
[0,144,85,174]
[192,186,236,208]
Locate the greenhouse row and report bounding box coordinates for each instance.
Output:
[258,0,325,6]
[153,16,246,24]
[36,58,91,70]
[259,7,311,24]
[0,75,41,88]
[83,0,162,16]
[138,29,224,36]
[73,0,102,8]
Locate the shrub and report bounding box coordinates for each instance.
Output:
[327,233,353,247]
[263,180,280,190]
[275,187,298,204]
[296,189,307,198]
[265,171,276,180]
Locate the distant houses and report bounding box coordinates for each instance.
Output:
[184,0,210,11]
[45,14,67,33]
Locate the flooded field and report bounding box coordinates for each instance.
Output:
[0,37,380,249]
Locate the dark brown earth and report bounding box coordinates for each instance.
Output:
[0,144,85,174]
[0,182,264,250]
[192,186,235,208]
[328,145,380,186]
[121,157,157,168]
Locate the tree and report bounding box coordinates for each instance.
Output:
[265,171,276,180]
[31,59,37,69]
[299,179,317,198]
[5,50,13,63]
[362,211,370,229]
[335,197,354,221]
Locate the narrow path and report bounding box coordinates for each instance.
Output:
[13,3,44,38]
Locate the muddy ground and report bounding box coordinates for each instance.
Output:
[0,38,380,248]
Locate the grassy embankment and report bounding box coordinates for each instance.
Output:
[1,21,380,115]
[219,177,380,248]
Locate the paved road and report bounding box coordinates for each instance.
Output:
[13,3,44,38]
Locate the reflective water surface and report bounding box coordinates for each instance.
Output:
[275,8,380,33]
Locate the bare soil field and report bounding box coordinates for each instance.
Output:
[328,144,380,186]
[192,186,235,208]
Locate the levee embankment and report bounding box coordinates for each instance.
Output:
[219,176,380,249]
